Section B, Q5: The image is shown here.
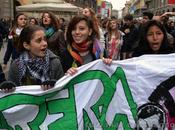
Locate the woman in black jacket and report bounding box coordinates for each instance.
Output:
[2,13,27,70]
[133,20,174,57]
[41,11,66,58]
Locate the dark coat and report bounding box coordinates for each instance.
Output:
[132,47,175,57]
[60,48,97,73]
[0,65,6,83]
[3,38,20,64]
[121,24,139,52]
[47,30,66,58]
[132,20,175,57]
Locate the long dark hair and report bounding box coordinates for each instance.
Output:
[10,13,27,34]
[137,20,171,54]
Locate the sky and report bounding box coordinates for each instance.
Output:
[105,0,127,10]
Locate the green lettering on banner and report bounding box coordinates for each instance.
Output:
[15,125,22,130]
[0,112,13,129]
[83,109,94,130]
[64,67,137,129]
[111,67,137,129]
[47,88,78,129]
[0,92,57,129]
[112,114,133,130]
[0,67,137,130]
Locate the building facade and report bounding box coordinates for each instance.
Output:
[145,0,175,15]
[129,0,175,17]
[0,0,30,19]
[16,0,82,20]
[65,0,97,10]
[0,0,14,19]
[129,0,146,17]
[100,1,112,18]
[0,0,114,20]
[122,1,132,18]
[111,10,118,19]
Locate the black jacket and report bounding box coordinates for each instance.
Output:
[3,39,20,64]
[0,65,6,83]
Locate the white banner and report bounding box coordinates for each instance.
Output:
[0,54,175,130]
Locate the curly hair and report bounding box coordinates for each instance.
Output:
[41,11,59,30]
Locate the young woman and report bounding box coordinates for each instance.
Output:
[82,7,105,56]
[2,13,27,70]
[132,20,174,57]
[105,18,124,60]
[60,15,112,75]
[4,25,64,90]
[29,17,39,25]
[41,11,66,57]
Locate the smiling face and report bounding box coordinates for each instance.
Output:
[146,25,164,52]
[71,20,92,44]
[24,30,48,58]
[109,20,118,30]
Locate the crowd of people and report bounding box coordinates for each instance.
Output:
[0,8,175,91]
[0,7,175,130]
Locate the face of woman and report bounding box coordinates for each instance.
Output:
[29,19,36,25]
[142,16,149,24]
[24,30,48,58]
[146,25,164,52]
[17,15,27,28]
[110,20,118,30]
[42,13,51,26]
[82,8,91,17]
[71,20,92,44]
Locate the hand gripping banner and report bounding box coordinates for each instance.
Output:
[0,54,175,130]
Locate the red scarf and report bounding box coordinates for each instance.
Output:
[72,41,89,52]
[68,41,90,65]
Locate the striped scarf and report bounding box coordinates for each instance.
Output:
[67,39,102,67]
[45,27,55,38]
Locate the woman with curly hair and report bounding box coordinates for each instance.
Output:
[41,11,66,57]
[132,20,174,57]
